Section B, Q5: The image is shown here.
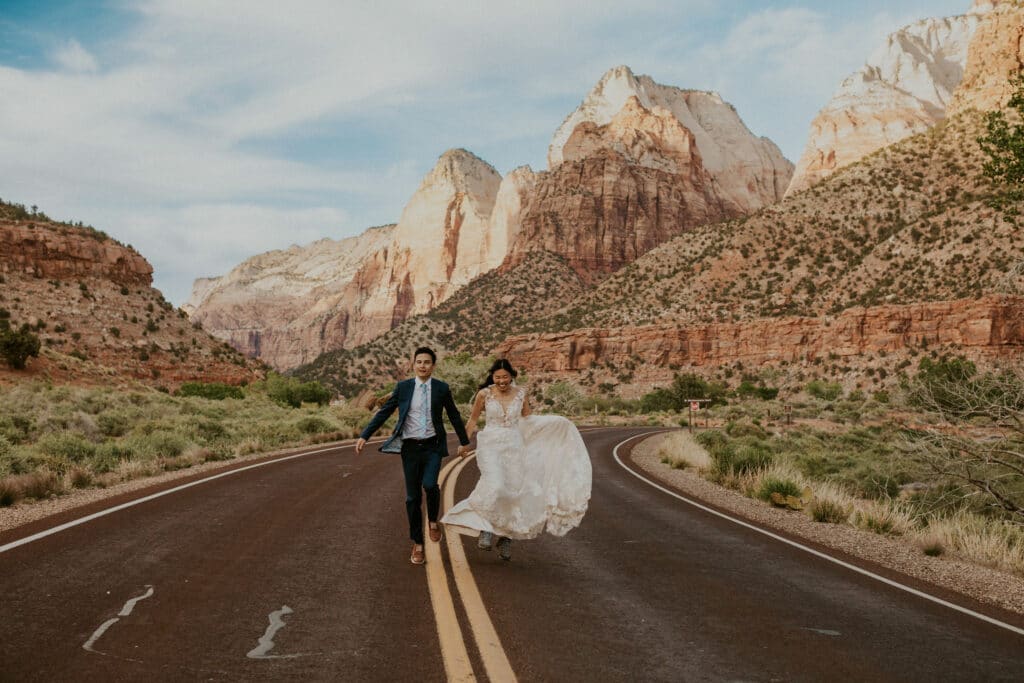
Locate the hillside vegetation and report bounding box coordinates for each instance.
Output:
[294,251,584,395]
[542,111,1023,331]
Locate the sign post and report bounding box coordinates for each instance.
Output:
[686,399,711,432]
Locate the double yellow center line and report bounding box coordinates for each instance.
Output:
[424,453,518,682]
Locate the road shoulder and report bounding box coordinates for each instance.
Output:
[629,431,1024,619]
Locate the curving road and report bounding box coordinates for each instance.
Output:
[1,428,1022,681]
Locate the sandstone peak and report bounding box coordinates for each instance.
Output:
[786,9,986,196]
[549,66,791,211]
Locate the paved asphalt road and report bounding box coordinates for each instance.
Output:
[1,427,1022,681]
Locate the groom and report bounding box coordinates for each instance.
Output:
[355,346,470,565]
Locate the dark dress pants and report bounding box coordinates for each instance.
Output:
[400,438,443,545]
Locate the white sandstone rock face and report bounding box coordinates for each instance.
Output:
[786,8,989,196]
[487,166,537,271]
[186,225,395,369]
[353,149,502,340]
[949,1,1024,114]
[548,65,792,212]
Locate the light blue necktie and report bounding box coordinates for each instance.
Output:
[419,382,429,436]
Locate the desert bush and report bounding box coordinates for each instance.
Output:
[294,415,334,434]
[67,466,93,489]
[709,438,774,479]
[810,498,851,524]
[97,411,130,437]
[263,373,331,408]
[543,381,584,415]
[36,432,97,463]
[806,380,843,401]
[0,324,41,369]
[757,476,803,503]
[724,420,768,440]
[177,381,244,400]
[127,431,190,459]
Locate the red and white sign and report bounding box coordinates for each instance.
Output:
[690,401,700,411]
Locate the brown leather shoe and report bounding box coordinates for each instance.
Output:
[410,544,425,565]
[428,522,442,542]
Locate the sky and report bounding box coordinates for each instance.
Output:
[0,0,972,306]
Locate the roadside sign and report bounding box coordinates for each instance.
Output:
[690,401,700,411]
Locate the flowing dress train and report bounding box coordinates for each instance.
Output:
[442,387,592,539]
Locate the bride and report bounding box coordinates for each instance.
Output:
[441,359,592,561]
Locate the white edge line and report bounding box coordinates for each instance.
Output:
[611,431,1024,639]
[1,442,360,554]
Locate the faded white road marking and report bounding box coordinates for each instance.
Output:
[82,585,154,653]
[612,432,1024,639]
[82,618,120,653]
[247,606,303,659]
[803,628,841,637]
[119,585,154,616]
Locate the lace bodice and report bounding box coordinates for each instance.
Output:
[483,387,526,428]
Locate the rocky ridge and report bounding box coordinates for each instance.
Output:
[494,295,1024,397]
[191,69,793,369]
[0,216,261,389]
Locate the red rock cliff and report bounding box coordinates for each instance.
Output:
[0,220,152,286]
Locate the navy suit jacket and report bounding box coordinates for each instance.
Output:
[359,377,470,456]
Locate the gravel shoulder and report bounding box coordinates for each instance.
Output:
[630,431,1024,618]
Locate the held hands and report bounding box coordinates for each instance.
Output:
[355,438,367,455]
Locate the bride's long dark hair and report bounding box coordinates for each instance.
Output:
[478,358,518,390]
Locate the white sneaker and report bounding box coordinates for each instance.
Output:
[477,531,494,550]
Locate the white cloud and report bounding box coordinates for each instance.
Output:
[0,0,968,306]
[52,39,98,73]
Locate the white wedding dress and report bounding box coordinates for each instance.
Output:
[442,387,592,540]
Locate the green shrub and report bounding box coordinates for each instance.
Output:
[91,442,135,472]
[725,420,768,440]
[177,381,244,400]
[695,430,728,451]
[757,477,803,502]
[192,419,228,442]
[264,373,331,408]
[0,324,41,369]
[810,499,850,524]
[128,431,190,459]
[36,432,97,462]
[294,416,333,434]
[806,380,843,401]
[97,412,129,437]
[709,439,773,476]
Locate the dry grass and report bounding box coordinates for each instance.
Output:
[0,381,370,507]
[658,429,1024,575]
[657,431,712,471]
[916,511,1024,575]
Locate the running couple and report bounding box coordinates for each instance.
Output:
[355,347,592,565]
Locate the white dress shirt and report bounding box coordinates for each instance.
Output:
[402,378,436,439]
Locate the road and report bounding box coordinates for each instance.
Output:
[1,427,1022,681]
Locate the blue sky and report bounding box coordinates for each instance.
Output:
[0,0,971,305]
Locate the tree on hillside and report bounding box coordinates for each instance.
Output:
[0,323,41,370]
[903,359,1024,524]
[978,74,1024,203]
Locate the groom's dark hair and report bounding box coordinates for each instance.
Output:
[413,346,437,363]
